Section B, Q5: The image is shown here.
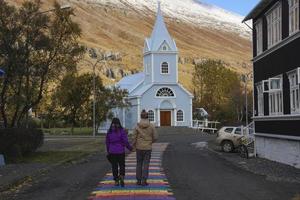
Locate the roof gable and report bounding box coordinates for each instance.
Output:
[243,0,275,22]
[116,72,145,94]
[158,40,171,51]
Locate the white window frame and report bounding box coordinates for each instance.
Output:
[148,110,155,122]
[146,63,151,75]
[161,62,169,74]
[256,82,264,116]
[145,63,148,75]
[263,78,282,93]
[176,110,184,122]
[289,0,299,35]
[269,78,282,92]
[268,76,283,116]
[266,2,282,48]
[155,87,176,98]
[288,69,300,114]
[255,19,263,55]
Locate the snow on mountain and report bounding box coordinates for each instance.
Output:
[82,0,251,38]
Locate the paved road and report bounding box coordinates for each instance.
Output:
[1,153,110,200]
[159,128,300,200]
[2,128,300,200]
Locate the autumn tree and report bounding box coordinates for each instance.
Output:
[53,73,94,133]
[193,59,245,123]
[0,0,84,128]
[52,73,129,133]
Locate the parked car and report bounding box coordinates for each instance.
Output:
[215,126,244,152]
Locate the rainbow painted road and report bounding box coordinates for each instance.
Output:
[88,143,175,200]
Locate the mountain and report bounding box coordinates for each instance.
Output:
[8,0,252,89]
[88,0,251,38]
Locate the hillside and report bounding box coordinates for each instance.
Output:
[9,0,252,90]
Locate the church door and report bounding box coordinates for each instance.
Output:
[160,111,171,126]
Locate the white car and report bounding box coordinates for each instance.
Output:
[215,126,244,152]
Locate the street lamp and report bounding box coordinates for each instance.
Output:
[0,69,4,128]
[0,69,5,165]
[86,50,104,137]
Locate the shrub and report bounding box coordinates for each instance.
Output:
[0,128,44,161]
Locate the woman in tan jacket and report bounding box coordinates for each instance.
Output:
[132,110,158,186]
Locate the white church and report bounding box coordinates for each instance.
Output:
[107,3,193,130]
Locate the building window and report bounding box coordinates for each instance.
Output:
[148,110,155,122]
[288,70,300,113]
[256,83,264,116]
[156,87,175,97]
[255,19,263,55]
[177,110,184,122]
[145,63,150,75]
[162,45,167,51]
[145,63,148,74]
[266,3,282,48]
[267,77,283,116]
[161,62,169,74]
[289,0,299,35]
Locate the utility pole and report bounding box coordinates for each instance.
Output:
[245,77,248,127]
[88,48,103,137]
[93,62,96,138]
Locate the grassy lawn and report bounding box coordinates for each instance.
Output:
[42,127,93,136]
[15,151,90,164]
[15,137,105,165]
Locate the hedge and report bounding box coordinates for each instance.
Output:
[0,128,44,161]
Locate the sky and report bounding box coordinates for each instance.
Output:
[201,0,261,16]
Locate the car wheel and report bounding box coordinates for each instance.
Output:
[222,141,234,152]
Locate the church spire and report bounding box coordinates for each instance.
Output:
[158,1,161,15]
[146,1,177,52]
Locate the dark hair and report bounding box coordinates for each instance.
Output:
[108,118,123,133]
[141,109,148,119]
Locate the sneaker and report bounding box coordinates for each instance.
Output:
[114,179,120,186]
[119,176,125,187]
[136,180,141,185]
[141,180,148,186]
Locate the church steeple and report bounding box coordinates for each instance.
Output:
[144,1,177,53]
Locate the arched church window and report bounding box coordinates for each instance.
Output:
[161,62,169,74]
[162,45,168,51]
[177,110,184,122]
[156,87,175,97]
[148,110,155,122]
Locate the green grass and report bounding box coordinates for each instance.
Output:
[14,137,105,165]
[42,127,93,136]
[15,151,90,164]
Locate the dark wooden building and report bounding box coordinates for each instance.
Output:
[244,0,300,168]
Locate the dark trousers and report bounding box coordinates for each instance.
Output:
[136,150,152,181]
[110,153,125,181]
